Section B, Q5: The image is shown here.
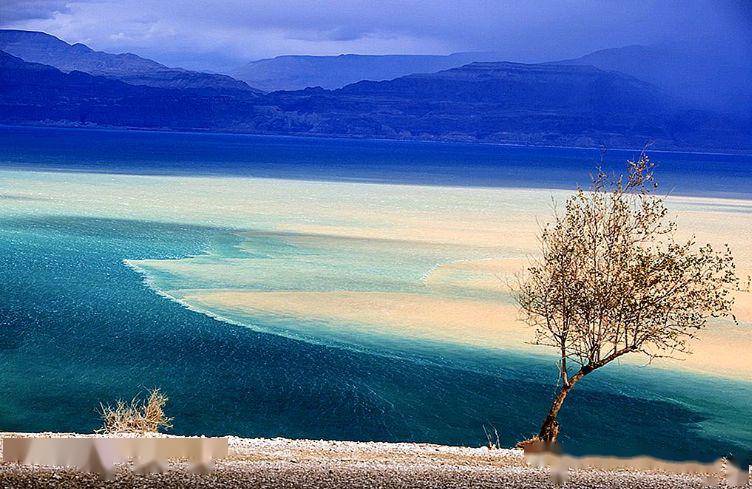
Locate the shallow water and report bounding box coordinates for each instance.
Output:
[0,126,750,464]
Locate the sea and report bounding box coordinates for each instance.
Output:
[1,125,750,464]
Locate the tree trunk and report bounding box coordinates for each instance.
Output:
[537,364,597,445]
[538,384,571,445]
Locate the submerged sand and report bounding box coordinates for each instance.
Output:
[182,287,752,381]
[181,289,527,347]
[2,170,751,381]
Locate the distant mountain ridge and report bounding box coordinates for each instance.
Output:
[0,51,260,129]
[555,43,752,114]
[5,28,748,119]
[0,30,261,94]
[235,43,752,116]
[339,61,668,108]
[258,61,747,150]
[3,48,748,152]
[232,52,506,91]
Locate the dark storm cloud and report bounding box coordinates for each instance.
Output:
[1,0,749,72]
[1,0,71,22]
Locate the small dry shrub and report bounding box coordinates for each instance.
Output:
[97,388,173,434]
[483,423,501,449]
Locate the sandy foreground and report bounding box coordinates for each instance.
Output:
[1,434,749,488]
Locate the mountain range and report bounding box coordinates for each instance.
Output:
[0,30,261,95]
[259,62,747,150]
[0,51,259,129]
[233,43,752,115]
[1,29,750,152]
[558,43,752,114]
[231,52,506,91]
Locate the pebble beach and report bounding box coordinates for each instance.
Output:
[1,434,749,488]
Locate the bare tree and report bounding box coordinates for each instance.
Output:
[515,156,737,445]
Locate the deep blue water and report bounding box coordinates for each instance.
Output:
[2,125,752,198]
[0,126,751,464]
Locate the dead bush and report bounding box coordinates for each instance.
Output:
[97,388,173,434]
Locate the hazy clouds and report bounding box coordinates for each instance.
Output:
[2,0,750,71]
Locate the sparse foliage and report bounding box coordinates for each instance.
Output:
[741,275,751,293]
[515,155,737,445]
[483,423,501,450]
[97,388,173,434]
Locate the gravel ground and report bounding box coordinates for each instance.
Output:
[0,434,749,488]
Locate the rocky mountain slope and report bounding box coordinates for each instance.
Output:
[232,52,504,91]
[0,30,261,95]
[2,48,750,152]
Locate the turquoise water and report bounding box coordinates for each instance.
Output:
[0,126,751,464]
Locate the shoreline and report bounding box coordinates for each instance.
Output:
[3,166,752,208]
[2,433,746,488]
[3,122,752,158]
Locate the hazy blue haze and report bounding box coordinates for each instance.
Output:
[2,0,748,72]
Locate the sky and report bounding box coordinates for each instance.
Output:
[2,0,751,72]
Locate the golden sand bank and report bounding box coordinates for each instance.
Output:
[181,286,752,381]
